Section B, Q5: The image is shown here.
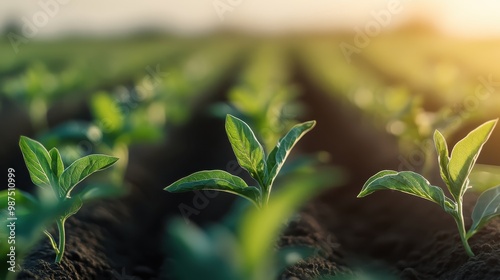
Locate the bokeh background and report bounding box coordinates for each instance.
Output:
[1,1,500,279]
[2,0,500,199]
[2,0,500,37]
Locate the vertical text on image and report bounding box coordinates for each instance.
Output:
[6,168,17,273]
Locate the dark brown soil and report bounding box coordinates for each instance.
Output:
[279,204,351,279]
[15,106,240,280]
[17,197,137,280]
[278,60,500,280]
[11,61,244,279]
[6,49,500,280]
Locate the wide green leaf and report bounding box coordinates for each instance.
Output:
[266,121,316,187]
[59,155,118,198]
[225,115,267,186]
[19,136,58,191]
[165,170,261,207]
[468,185,500,238]
[363,170,397,187]
[358,171,454,212]
[448,119,497,200]
[434,130,451,188]
[60,197,83,221]
[49,148,64,178]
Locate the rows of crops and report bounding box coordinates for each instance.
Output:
[1,34,500,279]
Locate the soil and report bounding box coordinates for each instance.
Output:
[16,105,242,279]
[13,61,244,279]
[6,52,500,280]
[278,61,500,280]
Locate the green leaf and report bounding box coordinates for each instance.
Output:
[240,171,340,275]
[448,119,497,200]
[358,171,454,212]
[49,148,64,178]
[166,219,242,280]
[468,185,500,238]
[0,189,38,211]
[363,170,397,187]
[19,136,58,191]
[60,197,83,221]
[80,182,127,201]
[266,121,316,186]
[225,114,267,186]
[38,121,103,147]
[59,155,118,198]
[91,92,124,133]
[165,170,261,207]
[434,130,451,188]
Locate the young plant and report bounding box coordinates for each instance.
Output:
[165,114,316,207]
[19,136,118,263]
[0,188,74,279]
[358,119,498,257]
[166,169,341,280]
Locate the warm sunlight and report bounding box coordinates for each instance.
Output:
[1,0,500,37]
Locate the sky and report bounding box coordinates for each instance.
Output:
[2,0,500,38]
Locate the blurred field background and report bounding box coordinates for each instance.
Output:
[2,0,500,189]
[1,2,500,279]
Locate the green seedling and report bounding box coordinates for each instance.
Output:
[37,90,164,200]
[358,119,499,257]
[166,169,341,280]
[0,188,78,279]
[211,46,302,151]
[19,136,118,263]
[2,63,62,131]
[165,114,316,207]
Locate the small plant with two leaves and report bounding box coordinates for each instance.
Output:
[165,114,316,208]
[165,171,341,280]
[164,114,349,280]
[358,119,499,257]
[16,136,118,263]
[37,91,164,199]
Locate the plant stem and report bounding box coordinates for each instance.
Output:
[263,189,271,206]
[55,219,66,263]
[259,179,271,207]
[43,230,60,254]
[454,201,475,257]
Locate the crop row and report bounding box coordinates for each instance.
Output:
[1,35,499,279]
[297,37,500,184]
